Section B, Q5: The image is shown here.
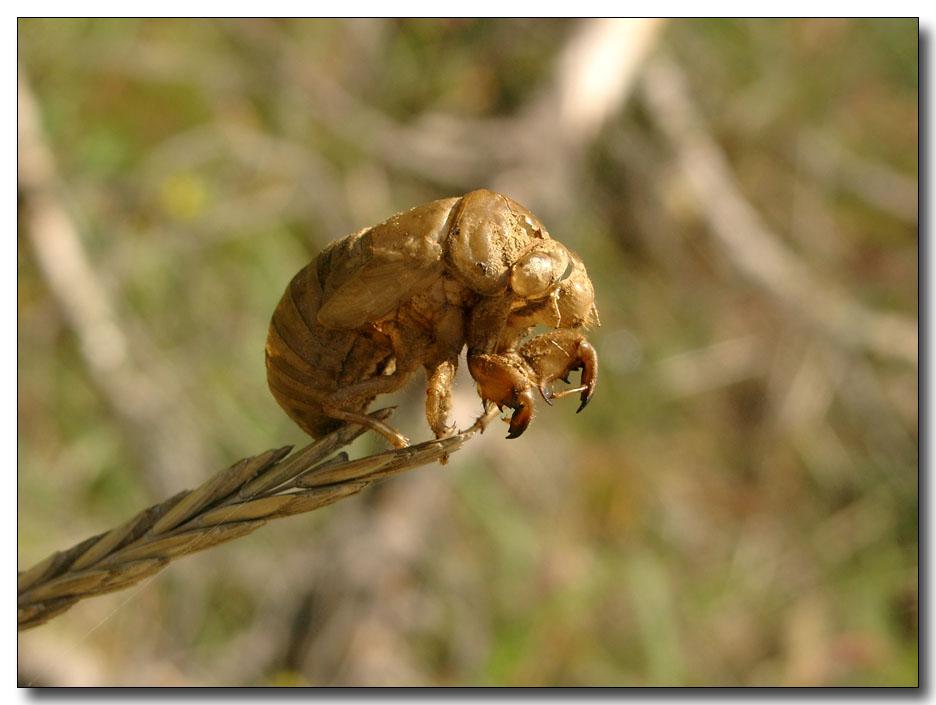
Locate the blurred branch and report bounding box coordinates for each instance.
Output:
[554,18,666,145]
[18,409,485,631]
[274,19,664,211]
[43,19,665,224]
[797,130,918,224]
[657,335,765,397]
[18,70,217,495]
[18,72,130,384]
[490,17,666,207]
[640,55,917,367]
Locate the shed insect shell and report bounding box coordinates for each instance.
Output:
[265,189,598,449]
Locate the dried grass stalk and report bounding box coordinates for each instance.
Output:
[18,408,487,631]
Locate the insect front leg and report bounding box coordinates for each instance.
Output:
[518,329,598,412]
[466,292,514,353]
[466,351,537,439]
[465,292,541,438]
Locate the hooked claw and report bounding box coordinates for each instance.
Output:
[519,331,598,416]
[467,331,597,441]
[574,342,597,412]
[505,388,535,439]
[538,383,553,406]
[468,352,538,440]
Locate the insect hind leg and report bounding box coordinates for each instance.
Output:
[325,369,413,448]
[321,402,410,449]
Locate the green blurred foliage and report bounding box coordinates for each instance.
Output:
[18,18,917,686]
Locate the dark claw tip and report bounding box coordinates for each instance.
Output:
[576,396,592,413]
[506,427,525,439]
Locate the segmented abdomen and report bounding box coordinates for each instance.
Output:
[265,257,391,438]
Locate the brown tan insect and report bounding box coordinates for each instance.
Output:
[265,189,598,448]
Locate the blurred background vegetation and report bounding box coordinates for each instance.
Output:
[18,18,917,686]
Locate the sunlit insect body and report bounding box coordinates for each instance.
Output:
[266,189,598,448]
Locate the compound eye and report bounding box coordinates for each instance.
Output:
[511,250,568,299]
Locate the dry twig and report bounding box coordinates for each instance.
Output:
[18,408,489,631]
[18,70,218,495]
[640,55,918,366]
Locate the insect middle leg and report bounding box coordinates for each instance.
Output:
[425,359,457,439]
[422,304,468,440]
